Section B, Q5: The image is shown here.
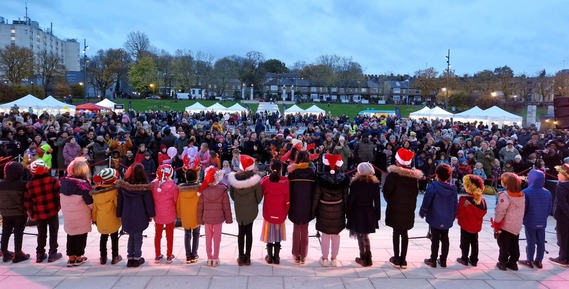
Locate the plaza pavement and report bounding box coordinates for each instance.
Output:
[0,193,567,289]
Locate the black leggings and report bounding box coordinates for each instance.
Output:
[238,222,254,257]
[357,233,370,253]
[392,229,409,261]
[100,231,119,258]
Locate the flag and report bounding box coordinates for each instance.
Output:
[395,106,402,119]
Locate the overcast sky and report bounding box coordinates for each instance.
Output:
[3,0,568,76]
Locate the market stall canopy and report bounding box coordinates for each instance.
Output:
[304,105,325,114]
[257,103,280,114]
[76,103,106,112]
[284,104,305,115]
[96,98,117,110]
[207,102,227,111]
[43,96,76,113]
[425,106,453,120]
[0,94,47,113]
[483,106,523,127]
[185,102,207,113]
[224,103,247,113]
[408,106,432,119]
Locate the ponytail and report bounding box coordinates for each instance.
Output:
[269,159,283,182]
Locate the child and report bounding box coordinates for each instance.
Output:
[60,158,93,267]
[260,159,290,265]
[519,170,552,269]
[24,159,63,263]
[231,149,240,171]
[141,151,156,180]
[91,168,123,265]
[346,162,381,267]
[503,160,514,173]
[419,164,458,268]
[117,163,155,268]
[450,157,459,186]
[197,166,232,267]
[457,158,472,180]
[79,147,91,163]
[550,164,569,267]
[0,162,30,263]
[456,174,487,267]
[220,160,232,187]
[177,160,201,264]
[313,154,350,267]
[491,159,502,188]
[435,152,449,166]
[151,165,179,263]
[228,154,263,266]
[492,172,525,271]
[157,144,170,165]
[472,162,487,180]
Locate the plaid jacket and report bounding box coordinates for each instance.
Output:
[24,174,61,220]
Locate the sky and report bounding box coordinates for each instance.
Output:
[2,0,569,76]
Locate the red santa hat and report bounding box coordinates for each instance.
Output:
[239,154,256,171]
[322,154,343,174]
[199,165,224,194]
[291,139,303,150]
[156,164,174,192]
[277,131,284,137]
[395,148,414,166]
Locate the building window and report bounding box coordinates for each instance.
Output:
[11,29,16,34]
[10,36,15,41]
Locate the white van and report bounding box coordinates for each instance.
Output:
[177,93,190,100]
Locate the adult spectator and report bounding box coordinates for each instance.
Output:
[354,134,375,164]
[474,141,495,179]
[93,135,110,175]
[499,140,520,165]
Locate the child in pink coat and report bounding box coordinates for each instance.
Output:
[151,165,179,263]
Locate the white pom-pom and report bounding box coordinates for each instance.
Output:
[197,192,201,197]
[157,188,162,192]
[330,169,335,174]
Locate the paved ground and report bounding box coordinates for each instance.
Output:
[0,193,567,289]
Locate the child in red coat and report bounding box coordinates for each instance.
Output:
[456,174,487,266]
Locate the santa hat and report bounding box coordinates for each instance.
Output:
[199,166,224,194]
[291,139,303,150]
[239,154,256,171]
[156,164,174,192]
[285,135,293,141]
[94,168,119,184]
[29,159,49,175]
[277,131,284,137]
[322,154,343,174]
[395,148,414,166]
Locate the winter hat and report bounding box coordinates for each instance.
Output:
[285,135,293,141]
[93,168,119,184]
[40,143,53,154]
[514,154,522,160]
[339,135,345,141]
[395,148,414,166]
[277,131,284,137]
[199,166,224,194]
[459,157,467,163]
[156,164,174,192]
[4,161,24,180]
[239,154,256,171]
[357,162,374,176]
[462,174,484,205]
[322,154,343,174]
[29,159,49,175]
[457,150,464,156]
[291,139,303,150]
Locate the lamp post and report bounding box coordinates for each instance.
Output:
[150,83,155,96]
[445,49,450,109]
[241,83,245,99]
[83,38,89,103]
[250,84,254,100]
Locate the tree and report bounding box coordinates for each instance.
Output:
[156,50,174,97]
[0,45,34,85]
[35,49,66,94]
[512,74,531,102]
[262,59,289,74]
[473,69,496,95]
[128,56,158,96]
[213,56,240,97]
[194,51,214,95]
[124,31,151,60]
[534,69,554,103]
[413,67,439,99]
[493,65,515,98]
[290,60,307,73]
[172,49,195,93]
[239,51,266,95]
[336,57,365,101]
[301,64,335,97]
[554,70,569,97]
[88,48,130,99]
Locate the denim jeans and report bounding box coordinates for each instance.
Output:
[36,215,59,255]
[127,231,144,259]
[525,227,546,262]
[184,226,201,258]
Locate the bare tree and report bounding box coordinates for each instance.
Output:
[213,56,240,97]
[35,49,66,94]
[89,48,131,98]
[156,50,174,97]
[534,70,554,102]
[124,31,151,60]
[172,49,195,93]
[0,45,34,84]
[413,67,439,100]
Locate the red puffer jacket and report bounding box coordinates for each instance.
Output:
[260,176,290,224]
[456,195,487,233]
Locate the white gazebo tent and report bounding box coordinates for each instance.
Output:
[483,106,523,127]
[425,106,453,120]
[0,94,46,113]
[43,96,76,114]
[185,102,207,113]
[223,103,247,114]
[96,98,117,110]
[257,103,280,114]
[304,105,325,115]
[284,105,305,115]
[207,102,228,112]
[408,106,432,119]
[453,106,487,124]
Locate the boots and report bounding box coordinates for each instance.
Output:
[273,244,281,265]
[355,253,367,267]
[365,251,373,266]
[12,251,30,263]
[265,244,274,264]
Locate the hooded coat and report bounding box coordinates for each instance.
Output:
[0,163,27,217]
[346,176,381,234]
[312,172,350,234]
[383,165,423,230]
[494,190,526,235]
[90,184,121,234]
[197,183,232,225]
[116,180,155,233]
[177,183,201,229]
[553,181,569,225]
[522,170,552,229]
[419,181,458,229]
[60,177,94,236]
[457,195,487,233]
[260,175,290,224]
[287,164,316,224]
[228,171,263,225]
[151,179,179,224]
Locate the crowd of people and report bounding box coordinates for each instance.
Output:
[0,107,568,270]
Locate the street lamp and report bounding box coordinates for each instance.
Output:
[250,84,254,100]
[83,38,89,103]
[445,49,450,109]
[149,83,155,95]
[241,83,245,99]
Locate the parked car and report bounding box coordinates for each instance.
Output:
[146,95,161,99]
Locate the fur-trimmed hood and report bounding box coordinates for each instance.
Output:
[387,165,423,179]
[228,171,261,189]
[60,177,92,196]
[90,184,117,195]
[116,180,153,193]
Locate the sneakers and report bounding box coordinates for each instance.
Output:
[207,259,214,267]
[456,257,468,266]
[506,262,518,271]
[111,255,122,265]
[166,255,175,264]
[518,260,533,268]
[400,260,407,269]
[294,256,301,264]
[424,258,437,268]
[534,261,543,269]
[438,259,447,268]
[12,251,30,263]
[389,256,400,267]
[244,255,251,266]
[469,260,478,267]
[186,257,192,264]
[100,256,108,265]
[48,252,62,263]
[299,257,306,265]
[155,254,164,263]
[66,260,74,267]
[131,257,145,268]
[213,259,220,267]
[549,257,569,268]
[186,255,199,264]
[330,259,338,267]
[496,262,507,271]
[2,251,14,262]
[36,253,48,263]
[74,256,87,266]
[319,258,329,267]
[127,259,134,268]
[237,255,245,266]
